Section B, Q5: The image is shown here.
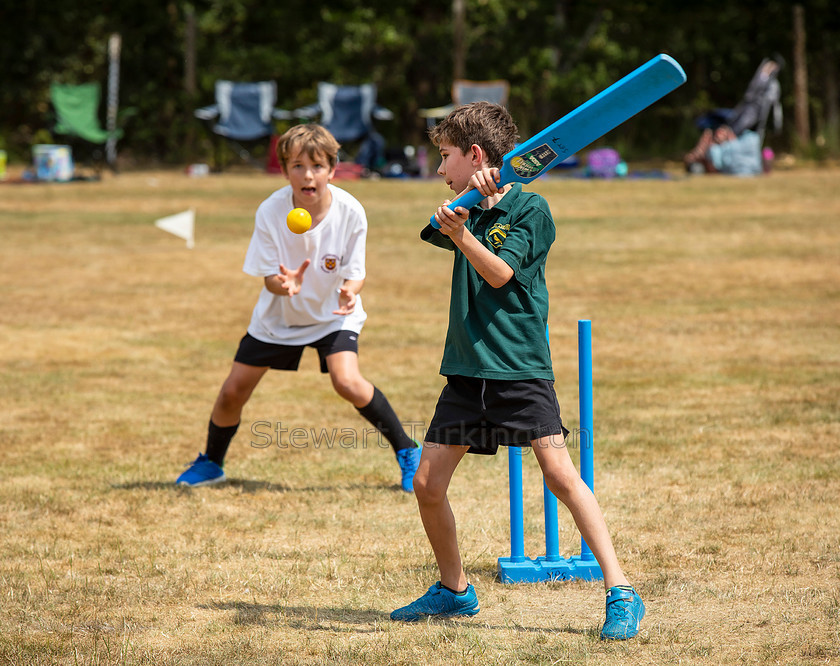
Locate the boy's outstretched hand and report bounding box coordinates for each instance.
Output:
[333,284,357,315]
[274,259,311,296]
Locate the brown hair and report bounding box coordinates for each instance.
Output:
[428,101,519,168]
[276,124,341,169]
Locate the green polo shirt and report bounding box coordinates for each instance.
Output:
[421,183,555,380]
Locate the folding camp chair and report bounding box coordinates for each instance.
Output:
[693,57,783,141]
[685,56,783,175]
[293,83,393,172]
[418,79,510,128]
[50,82,124,175]
[195,80,292,170]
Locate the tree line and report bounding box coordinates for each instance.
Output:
[1,1,838,166]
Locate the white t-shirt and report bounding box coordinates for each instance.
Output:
[242,184,367,346]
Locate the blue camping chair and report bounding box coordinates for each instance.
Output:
[195,80,292,170]
[293,83,393,172]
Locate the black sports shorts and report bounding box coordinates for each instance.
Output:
[234,330,359,373]
[425,375,570,455]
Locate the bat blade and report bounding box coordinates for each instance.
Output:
[430,54,686,227]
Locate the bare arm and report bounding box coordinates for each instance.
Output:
[439,216,514,288]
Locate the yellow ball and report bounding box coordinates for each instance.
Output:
[286,207,312,234]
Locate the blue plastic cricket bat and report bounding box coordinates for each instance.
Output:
[429,53,686,227]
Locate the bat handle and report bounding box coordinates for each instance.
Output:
[429,188,485,228]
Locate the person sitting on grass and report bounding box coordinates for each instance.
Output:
[175,124,421,491]
[389,102,645,640]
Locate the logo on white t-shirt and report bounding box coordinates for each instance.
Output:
[321,254,340,272]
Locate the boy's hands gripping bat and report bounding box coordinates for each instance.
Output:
[429,53,686,227]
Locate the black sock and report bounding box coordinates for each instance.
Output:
[355,386,416,452]
[440,583,468,595]
[205,420,239,467]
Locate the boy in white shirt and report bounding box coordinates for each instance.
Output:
[176,124,421,490]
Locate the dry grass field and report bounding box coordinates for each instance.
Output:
[1,163,838,665]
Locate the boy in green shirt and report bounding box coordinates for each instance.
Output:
[391,102,645,640]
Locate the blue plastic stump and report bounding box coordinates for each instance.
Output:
[498,320,603,583]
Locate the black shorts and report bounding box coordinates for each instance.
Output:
[234,331,359,373]
[426,375,570,455]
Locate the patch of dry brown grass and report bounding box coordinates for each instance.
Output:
[1,166,838,664]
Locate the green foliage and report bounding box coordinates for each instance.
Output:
[1,1,839,163]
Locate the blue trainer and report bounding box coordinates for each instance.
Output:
[600,586,645,640]
[395,444,421,492]
[390,582,480,622]
[175,453,226,487]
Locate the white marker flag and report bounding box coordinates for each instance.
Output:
[155,209,195,249]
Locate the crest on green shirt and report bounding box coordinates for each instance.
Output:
[486,221,510,248]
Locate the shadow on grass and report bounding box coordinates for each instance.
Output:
[109,479,291,493]
[202,600,594,636]
[201,601,390,632]
[110,479,400,494]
